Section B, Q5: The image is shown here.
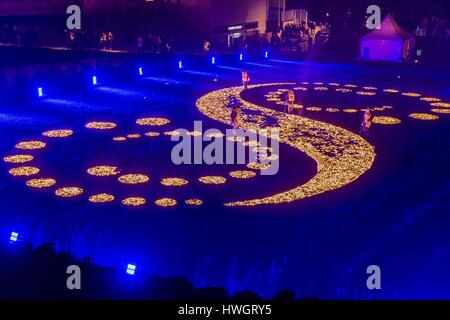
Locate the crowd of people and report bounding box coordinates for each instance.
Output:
[137,32,174,54]
[0,23,41,46]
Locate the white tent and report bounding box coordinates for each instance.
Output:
[360,14,415,63]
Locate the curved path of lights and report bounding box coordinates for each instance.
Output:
[196,83,377,206]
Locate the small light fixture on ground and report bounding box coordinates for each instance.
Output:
[211,57,216,65]
[37,87,44,97]
[126,264,136,275]
[138,67,143,76]
[10,232,19,242]
[92,76,97,86]
[239,53,243,61]
[265,51,269,59]
[178,60,183,69]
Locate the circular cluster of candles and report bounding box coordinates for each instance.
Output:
[26,178,56,188]
[89,193,115,203]
[9,166,40,176]
[154,198,177,207]
[409,113,439,120]
[136,117,170,126]
[3,155,33,163]
[160,178,189,187]
[85,122,117,130]
[55,187,84,197]
[264,82,449,123]
[198,176,227,184]
[229,170,257,179]
[15,141,46,150]
[118,174,150,184]
[87,166,120,177]
[42,130,73,138]
[372,116,402,125]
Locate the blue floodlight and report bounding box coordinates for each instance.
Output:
[178,60,183,69]
[37,87,43,97]
[126,264,136,275]
[138,67,143,76]
[239,53,243,61]
[10,232,19,242]
[92,76,98,86]
[265,51,269,59]
[211,56,216,65]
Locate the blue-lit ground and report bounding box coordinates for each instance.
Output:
[1,57,449,299]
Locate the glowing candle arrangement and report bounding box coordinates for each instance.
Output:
[136,117,170,126]
[42,130,73,138]
[161,178,189,187]
[85,122,117,130]
[372,116,402,125]
[196,83,376,206]
[164,131,181,136]
[87,166,120,177]
[357,91,376,96]
[155,198,177,207]
[187,131,202,137]
[431,108,450,114]
[122,197,146,206]
[3,155,34,163]
[2,79,448,209]
[185,199,203,206]
[127,134,141,139]
[430,102,450,108]
[229,170,257,179]
[145,132,160,137]
[26,178,56,188]
[55,187,83,197]
[247,163,271,170]
[421,97,441,102]
[206,132,225,138]
[15,141,46,150]
[9,166,40,176]
[409,113,439,120]
[118,174,150,184]
[402,92,421,97]
[89,193,115,203]
[198,176,227,185]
